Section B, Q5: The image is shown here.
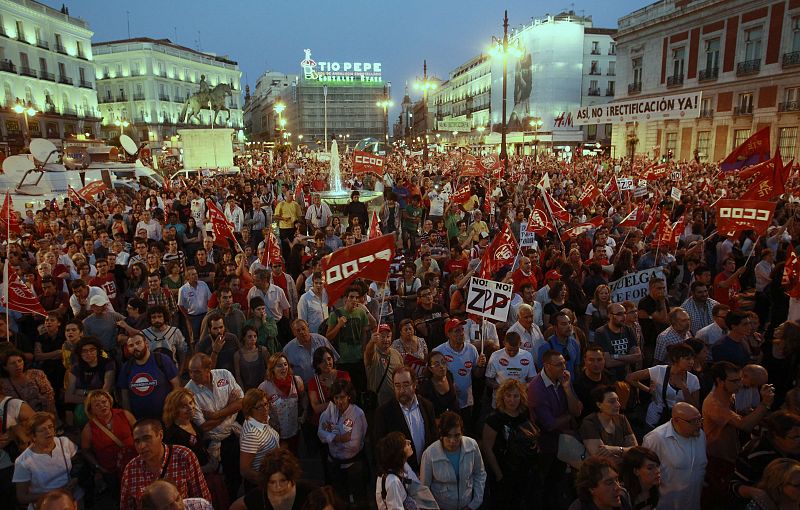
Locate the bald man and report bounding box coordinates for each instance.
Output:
[642,402,707,510]
[141,480,212,510]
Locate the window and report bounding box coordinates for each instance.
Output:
[787,87,800,103]
[79,67,85,82]
[19,52,28,69]
[103,65,109,77]
[734,129,751,147]
[779,127,798,157]
[607,81,615,95]
[665,132,678,153]
[589,79,598,94]
[632,57,643,84]
[704,38,720,70]
[591,41,599,54]
[15,20,24,40]
[34,27,42,44]
[55,33,62,47]
[135,83,143,96]
[739,92,753,111]
[701,97,713,114]
[607,61,615,76]
[590,61,600,74]
[793,17,800,52]
[39,57,47,73]
[672,47,685,78]
[609,42,616,55]
[744,27,763,61]
[131,61,140,75]
[76,41,84,57]
[696,131,710,158]
[58,62,66,78]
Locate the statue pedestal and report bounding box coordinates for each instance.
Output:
[178,128,234,169]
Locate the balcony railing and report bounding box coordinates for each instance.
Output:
[588,88,601,96]
[36,39,49,49]
[607,71,615,76]
[85,108,101,118]
[628,82,641,94]
[589,69,601,75]
[58,75,73,85]
[133,93,145,100]
[159,94,170,101]
[115,94,127,102]
[591,49,600,55]
[606,89,615,96]
[609,49,616,55]
[61,106,77,116]
[19,66,37,78]
[783,51,800,68]
[173,96,185,103]
[779,101,800,112]
[698,67,719,82]
[667,74,684,87]
[736,59,761,76]
[15,34,29,44]
[733,105,754,115]
[699,109,714,118]
[40,71,54,81]
[55,43,67,54]
[0,60,17,74]
[77,52,88,61]
[98,96,114,104]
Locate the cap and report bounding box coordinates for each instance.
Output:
[444,318,465,334]
[545,269,562,281]
[88,294,109,307]
[377,324,392,334]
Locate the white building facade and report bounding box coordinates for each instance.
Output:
[92,37,243,144]
[0,0,100,151]
[430,54,491,146]
[243,70,298,141]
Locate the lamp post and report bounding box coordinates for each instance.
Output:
[529,116,543,162]
[14,99,37,148]
[414,60,437,163]
[376,83,394,149]
[323,85,328,152]
[274,100,286,144]
[489,10,522,172]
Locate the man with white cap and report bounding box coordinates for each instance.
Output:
[68,279,110,319]
[82,292,125,354]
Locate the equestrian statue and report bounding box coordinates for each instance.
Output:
[179,74,234,126]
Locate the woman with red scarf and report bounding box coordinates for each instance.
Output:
[258,353,306,454]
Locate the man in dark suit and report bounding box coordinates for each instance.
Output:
[372,366,437,473]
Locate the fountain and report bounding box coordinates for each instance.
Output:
[318,137,383,220]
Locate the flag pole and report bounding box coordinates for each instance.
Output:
[540,188,566,252]
[4,194,9,341]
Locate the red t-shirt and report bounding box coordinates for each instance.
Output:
[713,271,740,308]
[511,268,538,294]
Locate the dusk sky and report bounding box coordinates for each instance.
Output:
[44,0,648,120]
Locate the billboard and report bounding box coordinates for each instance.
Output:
[571,91,702,125]
[300,48,382,84]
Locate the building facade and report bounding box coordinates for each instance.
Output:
[611,0,800,162]
[243,70,297,142]
[92,37,243,145]
[0,0,100,152]
[430,54,491,146]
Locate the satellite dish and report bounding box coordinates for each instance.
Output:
[15,184,46,196]
[3,155,35,173]
[120,135,138,155]
[30,138,58,164]
[43,163,66,172]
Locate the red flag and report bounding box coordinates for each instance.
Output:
[602,177,619,197]
[720,126,770,172]
[715,199,776,236]
[740,151,789,201]
[642,208,663,237]
[578,184,601,208]
[74,181,108,202]
[352,151,385,176]
[526,199,553,235]
[321,234,396,304]
[642,163,669,181]
[478,154,503,179]
[368,210,381,240]
[479,223,519,279]
[619,206,643,228]
[560,216,604,240]
[543,191,571,223]
[451,183,472,204]
[782,244,800,298]
[459,155,482,177]
[2,260,46,316]
[206,199,237,247]
[260,230,283,266]
[0,192,21,238]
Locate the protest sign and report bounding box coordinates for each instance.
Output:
[466,277,513,321]
[609,267,665,304]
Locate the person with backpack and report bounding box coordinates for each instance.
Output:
[116,334,180,420]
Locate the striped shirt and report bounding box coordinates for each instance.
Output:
[240,416,279,472]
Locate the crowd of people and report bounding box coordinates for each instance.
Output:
[0,145,799,510]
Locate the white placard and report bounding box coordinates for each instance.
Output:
[466,277,514,321]
[572,91,702,125]
[519,222,539,248]
[609,267,665,304]
[671,187,682,201]
[670,171,682,181]
[617,178,634,191]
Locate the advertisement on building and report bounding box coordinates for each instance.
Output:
[300,48,383,84]
[437,119,471,132]
[490,20,584,134]
[571,91,702,125]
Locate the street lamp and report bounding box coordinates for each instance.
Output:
[14,98,37,148]
[376,83,394,147]
[529,116,543,161]
[274,100,286,143]
[489,10,523,172]
[414,60,437,163]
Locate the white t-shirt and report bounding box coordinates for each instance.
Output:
[13,436,83,509]
[486,348,535,407]
[427,191,446,217]
[433,341,479,409]
[645,364,700,427]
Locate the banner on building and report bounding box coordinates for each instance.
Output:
[571,91,702,125]
[609,266,665,304]
[466,277,513,321]
[437,119,472,132]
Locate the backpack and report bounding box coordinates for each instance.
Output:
[123,351,171,384]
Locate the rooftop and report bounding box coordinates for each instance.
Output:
[6,0,90,30]
[92,37,238,67]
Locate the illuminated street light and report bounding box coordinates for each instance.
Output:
[376,84,394,146]
[489,10,523,172]
[414,60,437,162]
[13,98,37,148]
[529,116,543,161]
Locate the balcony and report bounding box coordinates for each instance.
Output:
[698,67,719,82]
[733,105,754,116]
[779,101,800,112]
[667,74,684,87]
[36,39,49,50]
[98,96,114,104]
[628,82,641,94]
[588,88,601,96]
[115,94,127,102]
[784,51,800,68]
[607,71,615,76]
[173,96,185,103]
[159,94,170,102]
[40,71,54,81]
[79,79,93,89]
[591,49,600,55]
[61,106,77,117]
[19,66,37,78]
[0,60,17,74]
[15,34,29,44]
[605,89,615,96]
[85,108,101,119]
[58,75,73,85]
[736,59,761,76]
[699,109,714,118]
[55,43,67,55]
[132,93,145,100]
[77,52,88,61]
[589,68,601,75]
[609,49,616,55]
